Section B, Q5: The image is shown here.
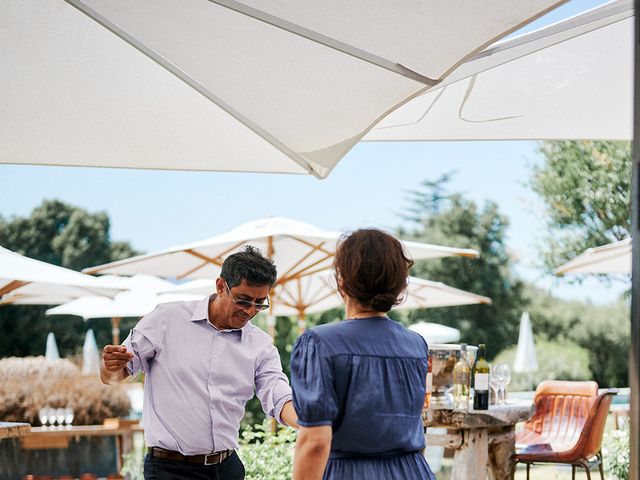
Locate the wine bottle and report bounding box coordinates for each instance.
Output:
[452,344,470,411]
[473,343,490,410]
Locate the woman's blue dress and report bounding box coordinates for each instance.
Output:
[291,317,436,479]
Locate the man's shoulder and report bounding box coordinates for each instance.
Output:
[243,323,274,344]
[144,299,203,323]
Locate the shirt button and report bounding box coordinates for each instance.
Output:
[214,354,218,358]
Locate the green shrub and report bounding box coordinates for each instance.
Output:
[238,420,297,480]
[603,426,630,480]
[493,339,590,391]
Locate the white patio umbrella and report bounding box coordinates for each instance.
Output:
[84,217,479,281]
[82,329,101,375]
[1,0,565,178]
[408,322,461,344]
[554,238,632,275]
[46,275,203,344]
[45,332,60,361]
[0,246,124,305]
[162,273,491,332]
[513,311,538,390]
[365,0,633,142]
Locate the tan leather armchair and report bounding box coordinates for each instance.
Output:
[513,380,617,480]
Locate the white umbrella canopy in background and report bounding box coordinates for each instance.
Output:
[365,0,633,143]
[0,245,124,305]
[46,275,203,344]
[45,332,60,361]
[554,238,632,275]
[84,217,479,283]
[163,273,491,331]
[513,312,538,390]
[408,322,461,344]
[82,329,101,375]
[1,0,565,178]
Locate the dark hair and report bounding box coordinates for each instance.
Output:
[334,229,413,312]
[221,245,277,288]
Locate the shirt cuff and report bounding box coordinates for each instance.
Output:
[273,394,293,425]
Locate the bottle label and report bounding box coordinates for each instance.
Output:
[474,373,489,391]
[426,372,433,393]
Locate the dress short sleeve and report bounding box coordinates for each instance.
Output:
[290,330,338,427]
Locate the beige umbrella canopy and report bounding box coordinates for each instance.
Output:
[84,216,479,283]
[0,246,124,305]
[554,238,631,276]
[365,0,633,143]
[45,275,202,344]
[162,273,491,332]
[1,0,565,178]
[85,217,480,336]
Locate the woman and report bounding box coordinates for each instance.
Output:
[291,229,435,480]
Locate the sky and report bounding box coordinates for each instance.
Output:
[0,0,628,305]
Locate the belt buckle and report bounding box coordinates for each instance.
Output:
[204,452,219,465]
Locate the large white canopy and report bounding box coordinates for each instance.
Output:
[162,274,491,317]
[46,275,202,318]
[83,217,479,283]
[554,238,631,275]
[365,0,633,142]
[408,322,461,344]
[0,246,124,304]
[0,0,564,178]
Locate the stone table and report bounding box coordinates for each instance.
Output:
[425,402,534,480]
[0,422,31,440]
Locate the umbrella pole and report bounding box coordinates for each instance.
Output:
[111,317,121,345]
[297,309,306,335]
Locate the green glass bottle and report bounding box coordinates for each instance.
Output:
[473,344,490,410]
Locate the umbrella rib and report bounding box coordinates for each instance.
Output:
[65,0,324,179]
[278,241,328,281]
[278,255,333,285]
[208,0,438,87]
[0,280,29,296]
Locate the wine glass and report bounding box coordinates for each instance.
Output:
[38,407,49,428]
[489,372,501,406]
[493,364,511,404]
[55,408,65,428]
[64,407,74,428]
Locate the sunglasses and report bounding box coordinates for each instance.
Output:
[224,281,270,312]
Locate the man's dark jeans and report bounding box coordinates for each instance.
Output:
[144,451,245,480]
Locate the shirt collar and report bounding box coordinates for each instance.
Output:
[190,294,248,341]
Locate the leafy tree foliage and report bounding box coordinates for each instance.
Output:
[531,140,631,272]
[0,200,140,357]
[524,284,630,387]
[398,176,526,359]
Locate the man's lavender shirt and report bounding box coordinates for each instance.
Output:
[122,295,292,455]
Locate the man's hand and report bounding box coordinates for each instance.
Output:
[100,345,134,385]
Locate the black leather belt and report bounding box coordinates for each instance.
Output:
[148,446,234,465]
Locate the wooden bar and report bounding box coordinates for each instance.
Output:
[0,422,31,440]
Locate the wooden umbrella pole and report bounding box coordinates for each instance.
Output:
[297,309,306,335]
[111,317,121,345]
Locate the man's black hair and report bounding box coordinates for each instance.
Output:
[220,245,277,288]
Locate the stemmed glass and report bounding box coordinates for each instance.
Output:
[55,408,65,428]
[489,373,501,406]
[64,407,74,428]
[38,407,49,428]
[493,364,512,404]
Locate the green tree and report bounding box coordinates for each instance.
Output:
[0,200,140,357]
[531,140,631,271]
[398,176,526,358]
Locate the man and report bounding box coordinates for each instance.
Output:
[101,246,297,479]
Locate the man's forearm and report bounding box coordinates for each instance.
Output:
[280,400,299,429]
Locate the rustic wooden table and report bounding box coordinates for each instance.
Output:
[425,402,535,480]
[0,422,31,440]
